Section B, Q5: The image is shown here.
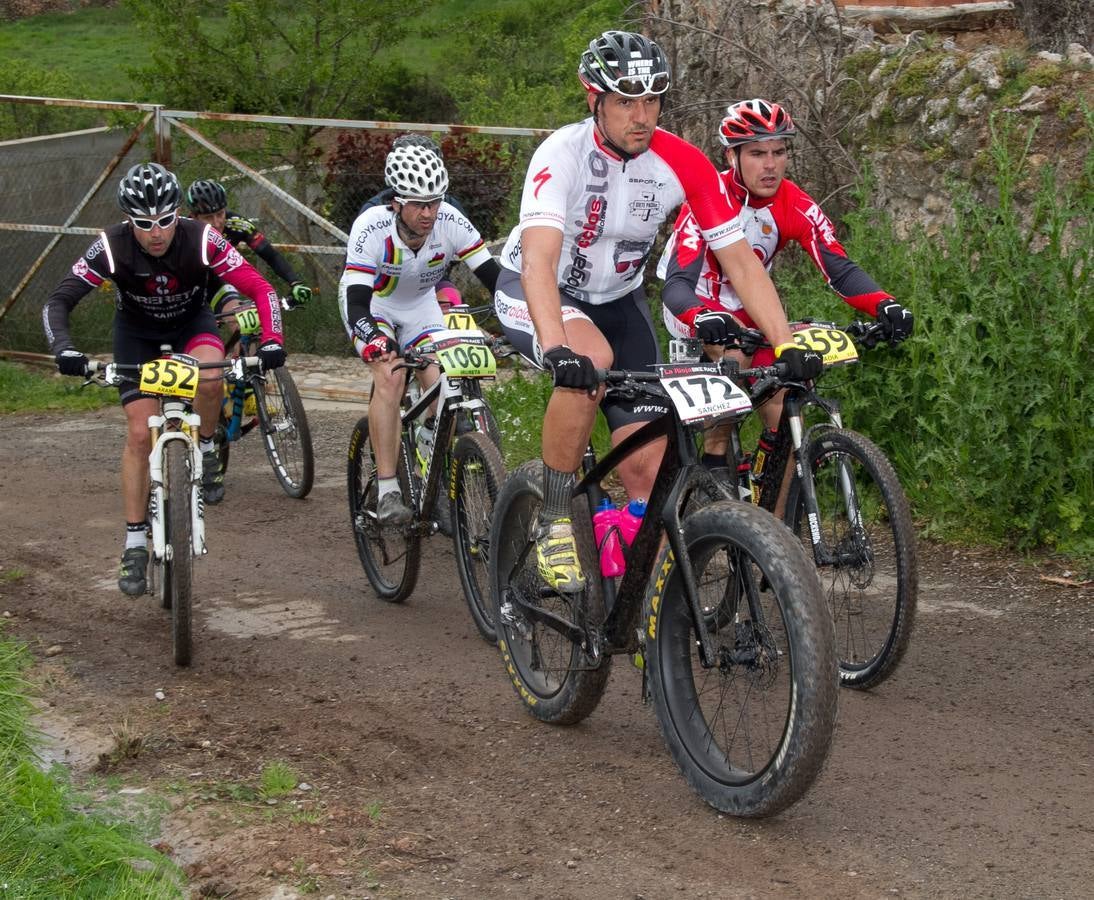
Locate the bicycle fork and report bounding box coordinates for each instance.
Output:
[148,406,207,562]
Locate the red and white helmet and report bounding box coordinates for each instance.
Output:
[718,99,797,148]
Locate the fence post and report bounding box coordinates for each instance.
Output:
[154,105,171,166]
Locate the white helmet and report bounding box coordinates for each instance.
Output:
[384,145,449,201]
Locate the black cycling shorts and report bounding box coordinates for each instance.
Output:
[112,308,224,405]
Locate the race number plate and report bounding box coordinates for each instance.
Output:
[234,306,262,335]
[139,354,200,399]
[656,362,752,423]
[443,310,478,332]
[791,326,859,366]
[429,331,496,378]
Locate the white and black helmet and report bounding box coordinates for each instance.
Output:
[384,145,449,201]
[578,30,671,97]
[117,162,181,217]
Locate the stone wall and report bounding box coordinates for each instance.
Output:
[640,0,1093,235]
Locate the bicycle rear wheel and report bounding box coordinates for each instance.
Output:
[490,460,611,725]
[163,441,194,667]
[451,430,506,641]
[789,428,917,689]
[256,368,314,499]
[646,500,837,817]
[347,416,421,602]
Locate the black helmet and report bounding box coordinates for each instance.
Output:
[392,133,442,156]
[578,30,670,97]
[117,162,180,217]
[186,179,228,214]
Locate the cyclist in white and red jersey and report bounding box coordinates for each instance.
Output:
[494,30,821,594]
[657,98,913,459]
[43,163,285,595]
[339,144,501,525]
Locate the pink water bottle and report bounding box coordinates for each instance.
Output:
[592,498,625,577]
[618,499,646,552]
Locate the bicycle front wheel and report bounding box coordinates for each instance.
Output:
[451,431,506,642]
[490,460,611,725]
[790,429,917,689]
[347,416,421,602]
[257,368,314,499]
[164,441,194,667]
[646,500,837,817]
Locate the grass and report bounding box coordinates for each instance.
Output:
[0,5,156,102]
[0,625,183,898]
[0,360,114,415]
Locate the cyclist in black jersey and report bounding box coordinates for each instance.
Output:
[43,163,286,596]
[186,179,314,309]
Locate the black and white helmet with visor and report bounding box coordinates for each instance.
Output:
[578,30,671,98]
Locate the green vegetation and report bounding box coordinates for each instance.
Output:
[0,361,113,415]
[259,761,298,800]
[0,626,182,897]
[778,112,1092,559]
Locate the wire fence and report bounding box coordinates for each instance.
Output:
[0,96,550,356]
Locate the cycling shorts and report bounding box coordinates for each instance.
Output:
[368,293,447,353]
[112,308,224,406]
[495,267,668,431]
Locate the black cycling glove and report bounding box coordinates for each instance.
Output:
[691,308,742,345]
[543,345,598,393]
[257,340,286,372]
[875,300,914,344]
[776,345,823,381]
[56,349,88,377]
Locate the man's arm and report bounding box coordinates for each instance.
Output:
[519,225,567,352]
[710,241,792,348]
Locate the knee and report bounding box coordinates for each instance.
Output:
[125,426,152,457]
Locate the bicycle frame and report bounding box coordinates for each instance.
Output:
[398,362,494,531]
[506,397,740,670]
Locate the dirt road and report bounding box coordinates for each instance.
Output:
[1,406,1091,899]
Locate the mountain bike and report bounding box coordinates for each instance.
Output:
[215,298,314,499]
[348,310,505,638]
[85,350,255,666]
[489,348,838,817]
[709,320,918,690]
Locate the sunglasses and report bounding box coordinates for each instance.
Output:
[394,196,444,207]
[607,71,670,98]
[130,211,178,231]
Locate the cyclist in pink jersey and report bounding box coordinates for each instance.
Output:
[495,31,821,593]
[658,98,913,466]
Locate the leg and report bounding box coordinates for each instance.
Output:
[119,395,157,595]
[368,353,414,525]
[185,333,229,504]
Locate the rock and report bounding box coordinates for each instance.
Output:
[1035,51,1063,65]
[956,86,989,118]
[1018,85,1048,113]
[44,644,63,657]
[154,690,166,701]
[1066,43,1094,69]
[967,51,1003,92]
[919,98,952,125]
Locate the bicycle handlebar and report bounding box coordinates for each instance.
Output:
[83,356,262,387]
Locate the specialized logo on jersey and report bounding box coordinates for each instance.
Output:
[533,166,552,199]
[147,273,180,296]
[629,192,663,223]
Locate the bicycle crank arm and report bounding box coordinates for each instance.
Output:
[506,588,598,657]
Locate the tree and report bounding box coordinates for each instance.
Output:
[1011,0,1092,53]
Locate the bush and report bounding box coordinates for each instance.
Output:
[323,132,515,239]
[778,112,1092,559]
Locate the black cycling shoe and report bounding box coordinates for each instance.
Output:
[202,449,225,505]
[118,547,149,596]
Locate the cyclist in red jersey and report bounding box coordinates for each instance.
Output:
[658,98,913,465]
[495,33,821,593]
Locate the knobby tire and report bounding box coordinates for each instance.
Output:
[164,441,194,667]
[788,428,917,689]
[490,460,611,725]
[645,500,837,817]
[257,368,315,499]
[347,416,421,602]
[451,431,507,642]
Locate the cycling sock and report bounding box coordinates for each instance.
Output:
[701,452,728,470]
[541,464,576,523]
[125,522,148,550]
[378,477,400,498]
[198,436,215,454]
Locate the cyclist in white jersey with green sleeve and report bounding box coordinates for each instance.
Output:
[339,144,501,524]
